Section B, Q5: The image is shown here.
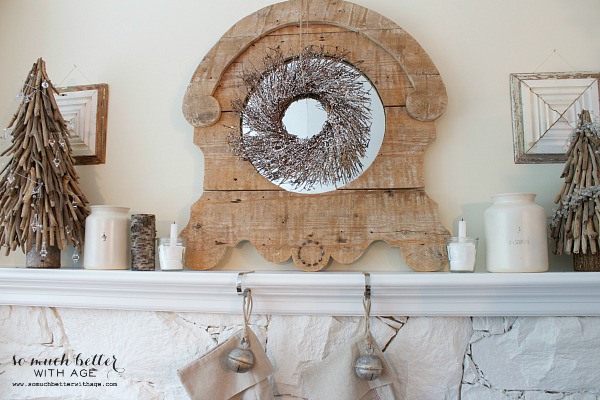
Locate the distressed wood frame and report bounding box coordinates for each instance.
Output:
[55,83,109,165]
[181,0,450,271]
[511,72,600,164]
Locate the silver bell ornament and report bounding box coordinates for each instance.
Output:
[226,345,255,373]
[354,353,383,381]
[226,284,255,373]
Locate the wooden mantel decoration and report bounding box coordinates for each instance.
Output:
[181,0,450,271]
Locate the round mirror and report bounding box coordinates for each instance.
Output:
[238,57,386,194]
[282,98,328,139]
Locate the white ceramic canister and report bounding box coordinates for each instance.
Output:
[484,193,548,272]
[83,206,131,270]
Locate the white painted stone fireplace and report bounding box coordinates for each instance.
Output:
[1,269,599,399]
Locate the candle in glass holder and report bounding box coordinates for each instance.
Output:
[446,219,478,272]
[158,222,185,271]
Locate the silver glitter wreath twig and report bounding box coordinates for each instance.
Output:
[228,46,373,191]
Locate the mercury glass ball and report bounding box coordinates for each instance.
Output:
[354,354,383,381]
[226,347,255,373]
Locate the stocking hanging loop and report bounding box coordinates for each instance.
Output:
[226,272,256,373]
[354,272,383,381]
[363,272,372,346]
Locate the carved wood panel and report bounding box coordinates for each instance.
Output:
[181,0,449,271]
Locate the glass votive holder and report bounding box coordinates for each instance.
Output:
[446,237,478,272]
[158,238,186,271]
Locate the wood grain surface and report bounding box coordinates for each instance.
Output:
[181,0,450,271]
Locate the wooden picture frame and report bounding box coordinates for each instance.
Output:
[511,72,600,164]
[55,83,109,165]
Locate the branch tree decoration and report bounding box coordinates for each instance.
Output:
[0,58,90,265]
[550,110,600,258]
[229,46,372,191]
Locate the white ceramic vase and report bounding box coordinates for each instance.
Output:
[83,205,130,270]
[484,193,548,272]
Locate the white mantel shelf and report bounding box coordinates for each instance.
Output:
[1,268,600,316]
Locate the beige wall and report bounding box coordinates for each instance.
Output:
[0,0,599,271]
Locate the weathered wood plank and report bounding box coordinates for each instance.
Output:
[182,189,449,272]
[213,25,412,109]
[198,107,435,191]
[182,0,447,127]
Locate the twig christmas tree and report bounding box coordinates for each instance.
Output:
[0,58,90,266]
[550,110,600,257]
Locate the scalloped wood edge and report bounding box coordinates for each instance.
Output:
[182,189,449,271]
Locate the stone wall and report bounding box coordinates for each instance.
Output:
[1,306,598,399]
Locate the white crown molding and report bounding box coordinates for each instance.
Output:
[1,268,600,316]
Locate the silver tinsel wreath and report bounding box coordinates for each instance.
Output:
[229,46,373,191]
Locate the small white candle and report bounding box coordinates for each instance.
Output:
[169,222,178,247]
[458,219,466,242]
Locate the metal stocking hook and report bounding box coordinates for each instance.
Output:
[362,272,372,349]
[236,270,254,296]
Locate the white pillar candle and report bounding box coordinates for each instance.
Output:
[170,222,178,247]
[458,219,466,241]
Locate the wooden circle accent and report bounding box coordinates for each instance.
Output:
[183,89,221,127]
[293,235,331,272]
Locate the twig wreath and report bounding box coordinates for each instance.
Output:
[229,46,373,191]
